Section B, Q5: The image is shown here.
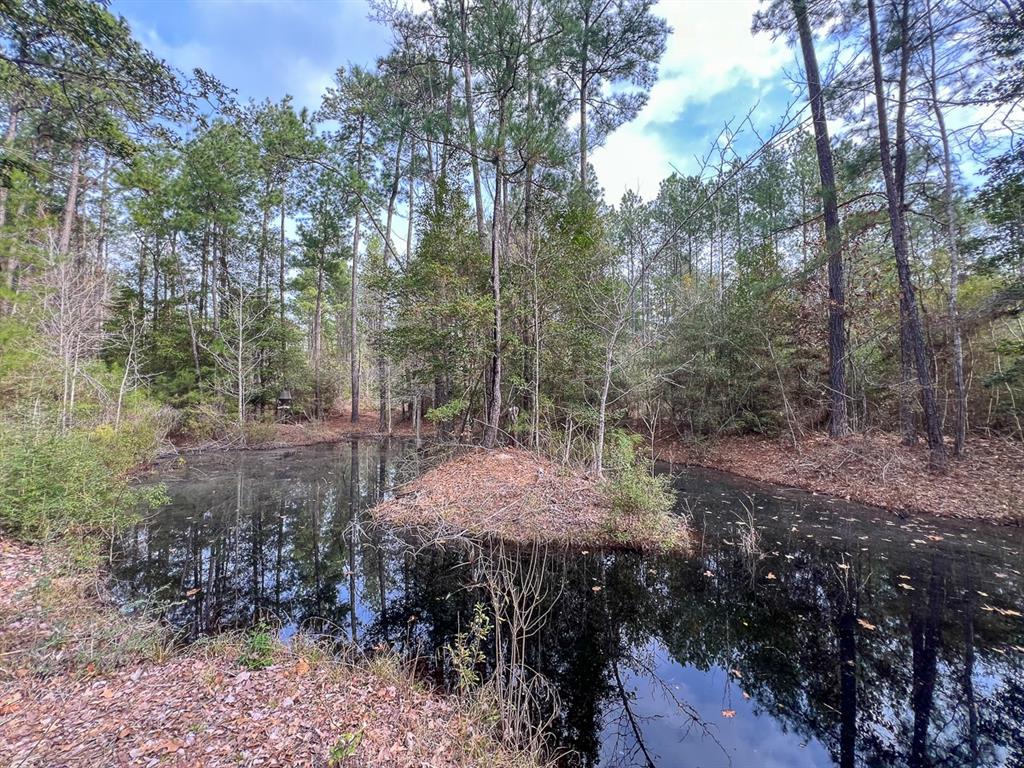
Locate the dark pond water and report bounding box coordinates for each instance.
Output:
[113,439,1024,768]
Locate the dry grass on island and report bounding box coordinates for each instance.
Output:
[0,540,538,768]
[655,432,1024,524]
[372,448,689,551]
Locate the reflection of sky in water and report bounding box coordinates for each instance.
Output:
[117,441,1024,768]
[602,639,834,768]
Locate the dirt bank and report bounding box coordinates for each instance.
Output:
[372,448,689,551]
[0,540,536,768]
[654,432,1023,524]
[168,409,420,456]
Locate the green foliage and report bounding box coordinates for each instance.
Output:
[426,397,469,424]
[238,622,275,671]
[0,422,166,542]
[603,430,674,518]
[328,730,364,766]
[446,603,492,695]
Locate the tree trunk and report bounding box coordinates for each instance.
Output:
[279,183,287,342]
[793,0,849,438]
[579,59,588,187]
[460,0,487,250]
[925,0,966,456]
[96,152,110,271]
[313,250,325,420]
[351,117,365,422]
[258,181,270,299]
[378,131,406,434]
[59,137,83,259]
[594,334,617,476]
[0,100,18,231]
[868,0,946,470]
[482,148,504,449]
[899,297,918,445]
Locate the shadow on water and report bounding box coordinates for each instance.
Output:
[113,439,1024,768]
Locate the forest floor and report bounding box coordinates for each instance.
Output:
[372,448,690,551]
[653,432,1024,524]
[0,539,537,768]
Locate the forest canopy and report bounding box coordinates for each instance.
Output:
[0,0,1022,478]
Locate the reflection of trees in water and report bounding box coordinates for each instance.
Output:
[114,446,1024,768]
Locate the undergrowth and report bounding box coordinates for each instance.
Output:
[0,418,167,544]
[604,429,675,518]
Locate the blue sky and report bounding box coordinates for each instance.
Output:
[115,0,801,204]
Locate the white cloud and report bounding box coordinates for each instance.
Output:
[592,0,794,204]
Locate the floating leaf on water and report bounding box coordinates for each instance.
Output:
[981,604,1022,617]
[857,618,876,631]
[721,709,736,718]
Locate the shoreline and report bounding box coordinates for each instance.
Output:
[0,539,539,768]
[156,415,1020,525]
[653,432,1023,525]
[161,409,419,459]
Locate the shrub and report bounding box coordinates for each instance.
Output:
[176,402,233,443]
[0,423,166,542]
[238,622,275,670]
[607,463,675,518]
[603,428,675,518]
[243,419,277,446]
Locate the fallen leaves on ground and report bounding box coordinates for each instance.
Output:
[0,540,534,768]
[372,448,690,552]
[654,432,1023,523]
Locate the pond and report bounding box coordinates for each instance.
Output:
[112,439,1024,768]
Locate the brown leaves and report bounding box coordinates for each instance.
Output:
[0,693,23,715]
[981,604,1023,618]
[371,448,690,551]
[0,539,528,768]
[653,432,1023,523]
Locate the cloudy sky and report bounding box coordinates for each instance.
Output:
[116,0,802,204]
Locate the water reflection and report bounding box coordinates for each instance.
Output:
[114,440,1024,768]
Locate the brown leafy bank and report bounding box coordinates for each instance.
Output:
[0,540,539,768]
[654,432,1023,524]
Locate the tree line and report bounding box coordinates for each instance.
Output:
[0,0,1021,473]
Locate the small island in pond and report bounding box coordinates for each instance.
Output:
[372,448,689,552]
